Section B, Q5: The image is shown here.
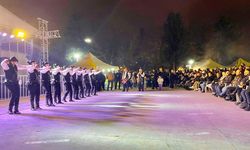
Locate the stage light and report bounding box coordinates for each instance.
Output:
[84,38,92,44]
[13,29,28,39]
[10,35,15,38]
[21,39,25,41]
[188,59,195,65]
[187,59,195,69]
[73,53,81,62]
[17,32,25,38]
[2,33,7,37]
[66,48,84,62]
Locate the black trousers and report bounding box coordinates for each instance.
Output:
[152,80,158,89]
[54,82,61,103]
[63,82,72,101]
[72,82,79,99]
[107,81,113,91]
[28,82,40,108]
[78,81,84,98]
[43,82,53,106]
[5,81,20,112]
[138,82,144,91]
[96,81,101,91]
[115,80,121,90]
[123,82,129,92]
[91,83,97,95]
[101,82,105,91]
[85,83,91,97]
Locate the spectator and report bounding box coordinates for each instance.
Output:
[157,76,164,91]
[106,71,114,91]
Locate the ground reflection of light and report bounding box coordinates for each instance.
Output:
[117,93,185,98]
[120,93,144,96]
[90,104,127,108]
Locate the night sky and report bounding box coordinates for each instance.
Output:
[1,0,250,28]
[1,0,250,64]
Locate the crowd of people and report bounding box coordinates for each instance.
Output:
[105,67,177,92]
[1,56,250,115]
[176,65,250,111]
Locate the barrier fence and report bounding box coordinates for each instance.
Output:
[0,75,66,100]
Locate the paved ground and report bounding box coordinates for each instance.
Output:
[0,90,250,150]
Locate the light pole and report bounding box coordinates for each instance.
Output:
[84,38,92,44]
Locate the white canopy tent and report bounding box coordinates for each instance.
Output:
[0,5,38,35]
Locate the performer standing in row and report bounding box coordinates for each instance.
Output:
[84,69,92,97]
[122,67,131,92]
[27,60,41,110]
[52,65,63,104]
[91,69,101,95]
[41,62,55,107]
[62,67,74,102]
[71,66,80,100]
[137,68,145,91]
[77,67,85,98]
[1,57,21,114]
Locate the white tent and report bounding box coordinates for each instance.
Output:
[0,5,38,35]
[0,5,38,75]
[74,52,119,71]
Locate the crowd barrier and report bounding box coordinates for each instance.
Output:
[0,75,66,100]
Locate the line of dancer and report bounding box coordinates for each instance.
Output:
[1,57,101,114]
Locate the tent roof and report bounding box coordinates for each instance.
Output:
[193,59,225,70]
[74,52,119,70]
[0,5,38,36]
[230,58,250,67]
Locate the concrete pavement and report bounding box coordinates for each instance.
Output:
[0,90,250,150]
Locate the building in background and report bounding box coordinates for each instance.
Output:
[0,4,40,75]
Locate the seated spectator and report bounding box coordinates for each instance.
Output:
[239,68,250,110]
[224,70,242,101]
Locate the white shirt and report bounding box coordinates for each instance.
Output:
[51,67,61,75]
[0,59,31,71]
[40,66,50,74]
[82,70,88,76]
[94,70,101,75]
[137,72,145,78]
[157,78,164,85]
[26,65,36,73]
[76,70,83,76]
[61,68,71,76]
[1,59,9,70]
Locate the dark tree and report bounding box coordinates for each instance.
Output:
[186,24,210,61]
[213,16,240,63]
[161,12,185,70]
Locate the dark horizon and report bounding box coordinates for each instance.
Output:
[1,0,250,67]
